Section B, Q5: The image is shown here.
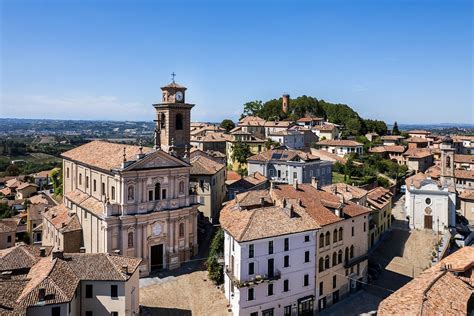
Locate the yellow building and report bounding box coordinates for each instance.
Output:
[367,187,393,248]
[226,129,266,172]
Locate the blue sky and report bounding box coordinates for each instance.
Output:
[1,0,472,124]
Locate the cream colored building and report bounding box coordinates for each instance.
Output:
[0,218,18,249]
[366,187,393,248]
[459,190,474,224]
[190,152,226,224]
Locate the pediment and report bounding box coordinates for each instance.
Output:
[124,150,190,171]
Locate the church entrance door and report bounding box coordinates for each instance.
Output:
[424,215,433,230]
[150,244,164,271]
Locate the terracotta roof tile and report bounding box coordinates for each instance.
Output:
[43,204,82,232]
[406,137,429,143]
[62,140,154,171]
[190,155,225,175]
[454,154,474,164]
[248,149,319,163]
[0,218,19,233]
[0,245,52,271]
[321,183,368,200]
[455,169,474,180]
[317,139,362,147]
[367,187,393,210]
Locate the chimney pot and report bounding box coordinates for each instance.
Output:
[1,271,12,280]
[293,179,298,190]
[39,247,46,257]
[79,247,86,253]
[311,177,319,189]
[113,249,121,255]
[121,264,129,274]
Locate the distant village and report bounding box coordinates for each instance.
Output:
[0,81,473,315]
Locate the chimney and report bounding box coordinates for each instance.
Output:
[121,264,129,274]
[39,247,46,257]
[38,288,46,302]
[1,271,12,280]
[260,197,265,208]
[113,249,121,255]
[282,94,290,114]
[52,250,63,260]
[293,179,298,190]
[79,247,86,253]
[311,177,319,189]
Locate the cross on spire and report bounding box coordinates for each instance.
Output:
[171,72,176,83]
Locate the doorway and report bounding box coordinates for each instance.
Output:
[150,244,164,272]
[424,215,433,230]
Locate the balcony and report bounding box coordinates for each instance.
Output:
[225,266,281,288]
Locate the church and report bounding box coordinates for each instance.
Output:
[43,80,200,276]
[405,137,456,232]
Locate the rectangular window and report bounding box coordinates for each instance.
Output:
[66,168,69,178]
[268,241,273,254]
[364,222,366,232]
[111,186,115,200]
[149,190,153,201]
[248,262,254,275]
[352,226,354,236]
[249,244,254,258]
[250,313,258,316]
[86,176,89,189]
[93,179,96,192]
[248,288,254,301]
[101,182,105,196]
[7,235,11,243]
[305,235,310,242]
[162,189,167,199]
[268,283,274,296]
[305,251,310,263]
[111,313,118,316]
[111,284,118,298]
[304,274,309,286]
[79,173,82,185]
[284,306,292,316]
[52,307,61,316]
[284,237,289,251]
[85,312,92,316]
[85,284,93,298]
[283,279,289,292]
[284,255,289,268]
[333,275,337,289]
[319,281,324,295]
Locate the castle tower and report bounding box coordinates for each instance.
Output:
[282,94,290,114]
[153,78,194,158]
[440,136,455,188]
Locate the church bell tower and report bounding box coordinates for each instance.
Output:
[153,74,194,158]
[440,136,455,188]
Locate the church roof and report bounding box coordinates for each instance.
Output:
[161,82,187,90]
[62,140,154,171]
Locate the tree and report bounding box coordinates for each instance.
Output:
[220,119,235,133]
[264,138,280,150]
[5,164,20,176]
[50,167,63,196]
[242,100,263,117]
[206,229,224,284]
[392,122,400,135]
[231,141,252,165]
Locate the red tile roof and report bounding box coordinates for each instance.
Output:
[317,139,362,147]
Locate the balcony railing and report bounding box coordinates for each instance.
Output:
[225,266,281,288]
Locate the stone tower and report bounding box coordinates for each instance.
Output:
[282,94,290,113]
[153,80,194,158]
[440,136,455,188]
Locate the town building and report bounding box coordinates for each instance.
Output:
[190,132,232,154]
[378,246,474,316]
[380,135,405,146]
[0,245,141,315]
[297,116,325,127]
[312,124,340,141]
[407,129,431,139]
[316,140,364,157]
[189,152,226,224]
[220,181,371,315]
[31,169,55,190]
[226,171,268,200]
[48,81,200,276]
[402,148,433,172]
[452,135,474,154]
[366,187,393,248]
[459,190,474,224]
[26,203,47,244]
[454,154,474,170]
[321,183,368,206]
[247,149,332,186]
[42,204,83,252]
[226,130,266,172]
[406,137,429,149]
[236,116,266,140]
[268,129,317,150]
[369,145,406,165]
[0,218,19,249]
[15,183,38,200]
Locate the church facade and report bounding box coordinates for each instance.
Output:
[405,137,457,232]
[51,81,200,276]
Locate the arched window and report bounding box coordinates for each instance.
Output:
[160,113,166,129]
[350,245,354,259]
[179,222,185,238]
[338,250,343,264]
[446,156,451,168]
[339,227,343,241]
[128,231,134,248]
[325,231,330,246]
[154,183,161,200]
[128,185,134,201]
[179,181,185,195]
[345,247,349,262]
[333,229,338,243]
[319,257,324,272]
[176,113,183,130]
[324,255,330,269]
[319,233,324,248]
[332,252,337,266]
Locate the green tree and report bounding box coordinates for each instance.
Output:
[0,203,11,219]
[50,167,63,196]
[392,121,400,135]
[264,138,280,150]
[220,119,235,133]
[242,100,263,117]
[206,229,224,284]
[5,164,20,176]
[231,141,252,165]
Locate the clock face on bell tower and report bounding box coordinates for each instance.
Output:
[152,77,195,158]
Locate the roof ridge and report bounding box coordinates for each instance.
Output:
[238,206,258,241]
